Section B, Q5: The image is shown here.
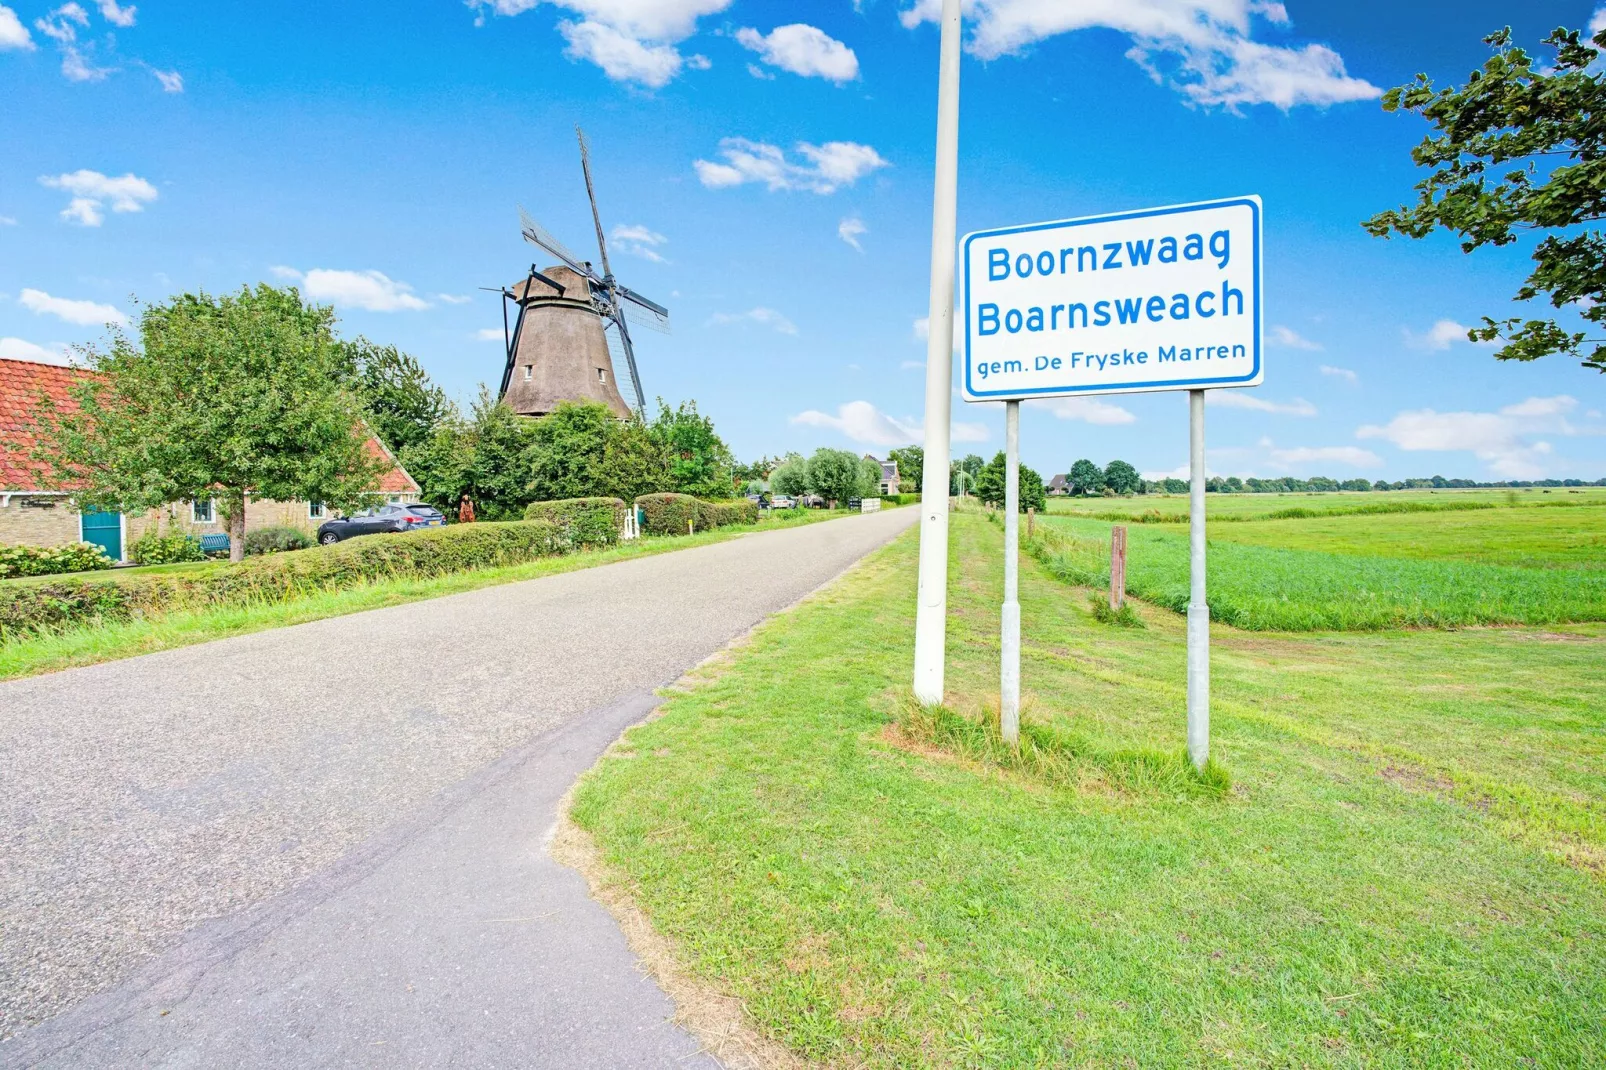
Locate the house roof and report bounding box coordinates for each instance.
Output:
[0,356,420,496]
[0,358,87,490]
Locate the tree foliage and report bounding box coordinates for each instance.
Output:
[888,445,923,493]
[1068,458,1105,496]
[1104,459,1141,495]
[804,447,864,505]
[769,453,809,497]
[32,285,386,561]
[650,399,735,498]
[1365,25,1606,373]
[974,451,1047,512]
[338,338,452,454]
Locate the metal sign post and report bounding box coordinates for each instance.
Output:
[960,197,1262,765]
[913,0,963,707]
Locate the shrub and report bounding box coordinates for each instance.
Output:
[523,497,627,548]
[129,530,207,565]
[0,519,563,637]
[244,526,314,556]
[0,541,116,579]
[636,493,702,535]
[698,498,758,528]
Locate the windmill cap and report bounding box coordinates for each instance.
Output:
[511,265,593,304]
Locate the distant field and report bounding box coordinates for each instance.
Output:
[1209,504,1606,569]
[1034,515,1606,630]
[1043,486,1606,521]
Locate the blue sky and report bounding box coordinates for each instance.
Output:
[3,0,1604,481]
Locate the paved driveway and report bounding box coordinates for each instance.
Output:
[0,508,916,1066]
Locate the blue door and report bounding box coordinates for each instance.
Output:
[80,510,122,561]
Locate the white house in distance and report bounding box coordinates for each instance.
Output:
[863,455,900,496]
[0,356,420,562]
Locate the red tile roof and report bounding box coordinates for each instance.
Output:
[0,356,420,496]
[0,358,87,490]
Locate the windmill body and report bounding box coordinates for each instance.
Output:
[501,266,632,419]
[495,127,669,420]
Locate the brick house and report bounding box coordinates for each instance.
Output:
[0,356,420,561]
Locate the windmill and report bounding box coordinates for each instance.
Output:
[494,127,670,419]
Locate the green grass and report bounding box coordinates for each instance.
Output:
[0,508,849,681]
[1033,515,1606,630]
[570,514,1606,1067]
[1044,486,1606,522]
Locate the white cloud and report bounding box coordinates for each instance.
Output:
[707,307,797,334]
[268,265,303,280]
[694,138,889,194]
[900,359,924,370]
[295,269,430,312]
[792,399,987,447]
[34,2,85,44]
[1266,444,1382,469]
[1025,395,1137,425]
[59,45,113,81]
[97,0,134,26]
[39,170,157,226]
[19,288,126,326]
[0,5,34,50]
[736,23,859,82]
[1268,324,1321,350]
[1207,391,1317,416]
[838,216,867,252]
[150,67,182,92]
[473,0,731,87]
[0,337,72,365]
[900,0,1379,111]
[1357,395,1580,479]
[912,315,929,341]
[746,62,774,80]
[0,215,16,226]
[1402,318,1497,351]
[1592,5,1606,35]
[475,327,506,341]
[612,222,669,262]
[1319,364,1357,383]
[435,293,474,305]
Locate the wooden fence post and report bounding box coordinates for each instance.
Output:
[1110,524,1127,611]
[1027,506,1035,537]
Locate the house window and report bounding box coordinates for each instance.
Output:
[192,498,214,523]
[523,366,532,381]
[308,501,324,519]
[597,368,607,383]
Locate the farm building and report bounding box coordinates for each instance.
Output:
[0,356,420,562]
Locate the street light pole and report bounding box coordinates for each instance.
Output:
[913,0,962,706]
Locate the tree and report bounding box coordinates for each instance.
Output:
[805,447,863,506]
[338,338,452,455]
[950,453,984,495]
[1068,458,1104,496]
[525,400,666,503]
[769,453,809,497]
[887,445,923,493]
[33,285,386,561]
[1104,458,1141,495]
[974,452,1047,512]
[1365,25,1606,373]
[859,455,885,498]
[650,399,735,499]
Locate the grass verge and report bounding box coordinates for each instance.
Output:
[569,513,1606,1067]
[0,508,849,681]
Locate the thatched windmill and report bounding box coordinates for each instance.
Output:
[495,128,670,419]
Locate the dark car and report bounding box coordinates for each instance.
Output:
[317,503,445,545]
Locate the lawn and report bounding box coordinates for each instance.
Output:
[1043,486,1606,522]
[569,514,1606,1067]
[1032,514,1606,630]
[0,506,855,681]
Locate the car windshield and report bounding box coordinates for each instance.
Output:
[405,505,441,516]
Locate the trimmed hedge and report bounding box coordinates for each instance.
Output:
[0,520,562,637]
[0,541,116,579]
[244,526,314,556]
[635,493,758,535]
[130,531,207,565]
[523,497,628,548]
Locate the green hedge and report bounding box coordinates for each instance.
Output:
[130,530,207,565]
[634,493,757,535]
[0,520,562,637]
[244,526,314,556]
[0,541,116,579]
[523,497,627,548]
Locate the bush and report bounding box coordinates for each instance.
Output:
[523,497,627,548]
[698,498,758,528]
[0,541,117,579]
[129,530,207,565]
[636,493,701,535]
[0,519,563,637]
[244,526,314,556]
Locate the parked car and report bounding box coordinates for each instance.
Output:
[317,503,445,545]
[770,495,796,509]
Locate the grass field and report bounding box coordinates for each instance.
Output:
[0,507,853,681]
[1043,486,1606,522]
[571,515,1606,1066]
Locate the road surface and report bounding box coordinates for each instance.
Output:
[0,507,917,1067]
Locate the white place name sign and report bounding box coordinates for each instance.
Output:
[961,196,1263,401]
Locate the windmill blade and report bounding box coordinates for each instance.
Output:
[603,319,646,413]
[617,286,670,333]
[518,207,598,281]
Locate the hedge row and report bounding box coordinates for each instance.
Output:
[523,497,628,548]
[0,541,116,579]
[634,493,757,535]
[0,519,562,637]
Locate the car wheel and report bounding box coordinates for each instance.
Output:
[319,532,340,545]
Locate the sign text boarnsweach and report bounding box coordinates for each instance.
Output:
[962,197,1262,401]
[960,195,1263,772]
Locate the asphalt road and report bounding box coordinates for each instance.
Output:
[0,507,916,1067]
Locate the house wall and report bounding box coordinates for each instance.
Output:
[0,495,80,547]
